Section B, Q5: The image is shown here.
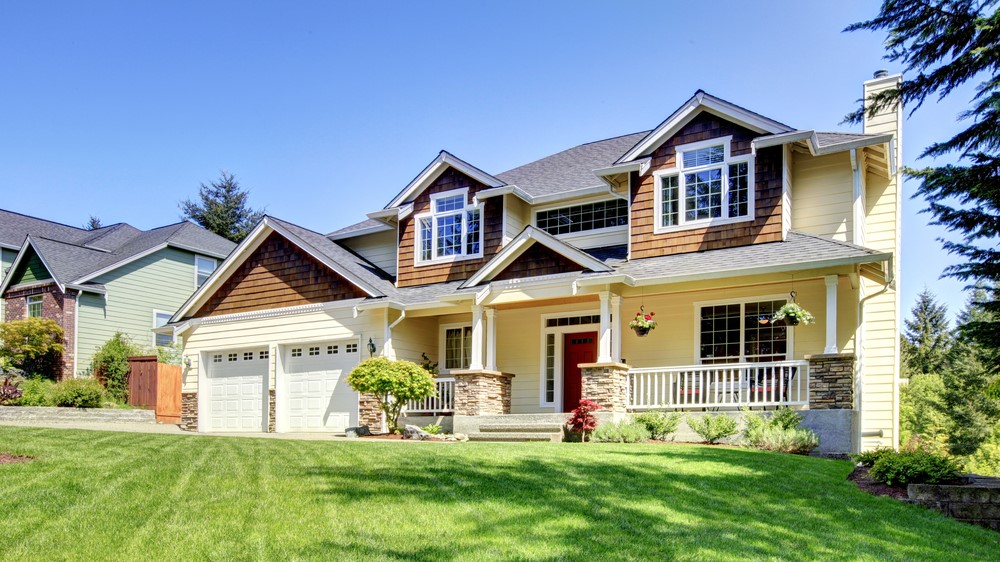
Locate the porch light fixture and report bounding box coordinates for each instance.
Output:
[367,338,376,357]
[183,356,192,368]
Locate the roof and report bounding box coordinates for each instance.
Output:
[0,208,237,293]
[495,132,649,198]
[327,218,393,239]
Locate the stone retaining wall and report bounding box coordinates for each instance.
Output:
[805,353,855,410]
[908,479,1000,531]
[0,405,155,423]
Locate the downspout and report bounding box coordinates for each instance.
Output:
[73,290,79,378]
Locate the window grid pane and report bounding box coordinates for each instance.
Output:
[744,300,788,362]
[544,333,555,403]
[465,209,480,255]
[684,168,723,221]
[699,304,741,364]
[435,194,465,212]
[435,213,462,257]
[26,296,42,318]
[661,175,679,227]
[419,218,432,261]
[445,328,464,370]
[535,199,628,236]
[682,145,724,168]
[728,162,749,218]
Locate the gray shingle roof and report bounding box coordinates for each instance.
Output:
[327,218,393,238]
[1,208,236,289]
[813,132,884,148]
[495,132,649,198]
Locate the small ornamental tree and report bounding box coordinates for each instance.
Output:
[567,399,602,442]
[0,318,64,379]
[90,333,142,403]
[346,357,435,433]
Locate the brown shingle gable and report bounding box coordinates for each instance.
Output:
[194,231,368,318]
[491,243,584,282]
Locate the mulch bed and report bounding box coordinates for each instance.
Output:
[0,453,33,465]
[363,434,405,440]
[848,465,909,501]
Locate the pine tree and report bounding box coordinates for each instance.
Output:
[179,171,265,243]
[846,1,1000,369]
[901,289,952,377]
[84,215,103,230]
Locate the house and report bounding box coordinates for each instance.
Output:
[164,72,901,453]
[0,210,236,378]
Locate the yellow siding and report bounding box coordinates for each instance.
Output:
[341,229,397,277]
[791,151,854,242]
[389,315,438,364]
[180,307,385,393]
[504,194,530,243]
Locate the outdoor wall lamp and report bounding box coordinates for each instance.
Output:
[367,338,376,357]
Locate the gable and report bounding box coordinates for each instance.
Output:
[6,247,53,287]
[193,231,368,318]
[492,242,585,282]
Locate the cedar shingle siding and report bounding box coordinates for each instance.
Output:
[492,243,584,282]
[195,232,367,317]
[396,168,503,287]
[629,113,783,258]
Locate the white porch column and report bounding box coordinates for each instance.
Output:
[598,292,612,363]
[470,304,485,370]
[610,294,622,362]
[824,275,838,354]
[485,307,497,371]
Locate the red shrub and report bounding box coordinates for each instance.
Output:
[567,399,602,441]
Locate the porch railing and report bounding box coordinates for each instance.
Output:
[404,377,455,414]
[628,360,809,410]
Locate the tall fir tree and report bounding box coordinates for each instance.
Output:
[901,289,953,377]
[846,1,1000,370]
[180,171,264,243]
[83,215,103,230]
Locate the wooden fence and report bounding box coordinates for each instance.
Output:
[127,356,182,424]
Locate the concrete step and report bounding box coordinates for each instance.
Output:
[478,423,565,433]
[467,432,563,443]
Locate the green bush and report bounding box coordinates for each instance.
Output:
[347,357,435,433]
[422,423,442,435]
[0,318,65,379]
[868,449,963,486]
[592,420,651,443]
[769,407,803,431]
[51,378,105,408]
[687,414,738,444]
[749,425,820,454]
[13,378,57,406]
[90,333,142,403]
[635,411,682,441]
[852,446,896,468]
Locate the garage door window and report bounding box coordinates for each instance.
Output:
[291,348,302,357]
[346,343,358,354]
[259,350,269,360]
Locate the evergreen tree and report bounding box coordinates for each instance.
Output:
[84,215,103,230]
[179,171,264,243]
[846,1,1000,369]
[901,289,953,377]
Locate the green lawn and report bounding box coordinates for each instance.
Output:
[1,427,997,561]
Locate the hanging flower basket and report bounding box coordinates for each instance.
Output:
[772,302,815,326]
[629,309,656,337]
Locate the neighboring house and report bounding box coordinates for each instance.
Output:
[0,210,236,378]
[166,73,901,452]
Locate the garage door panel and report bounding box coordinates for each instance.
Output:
[205,347,268,433]
[282,342,359,433]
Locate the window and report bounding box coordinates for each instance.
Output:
[443,326,473,370]
[698,299,788,364]
[195,256,216,287]
[153,311,173,347]
[327,345,338,354]
[414,188,483,265]
[291,348,302,357]
[535,199,628,236]
[544,333,556,404]
[545,315,601,328]
[26,295,42,318]
[345,343,358,354]
[308,346,320,356]
[243,352,253,361]
[259,350,269,360]
[656,136,754,230]
[228,353,237,362]
[213,354,222,363]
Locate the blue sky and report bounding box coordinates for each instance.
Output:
[0,1,976,321]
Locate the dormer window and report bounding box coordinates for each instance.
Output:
[654,136,754,232]
[415,188,483,265]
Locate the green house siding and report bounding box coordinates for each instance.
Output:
[76,247,198,373]
[1,247,17,321]
[8,248,53,285]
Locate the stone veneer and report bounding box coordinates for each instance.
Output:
[359,392,382,430]
[579,362,630,413]
[180,392,198,430]
[268,390,276,433]
[452,370,513,416]
[805,353,855,410]
[5,283,76,380]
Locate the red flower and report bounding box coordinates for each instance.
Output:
[644,315,651,321]
[650,312,655,316]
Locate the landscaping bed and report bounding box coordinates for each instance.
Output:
[0,452,33,465]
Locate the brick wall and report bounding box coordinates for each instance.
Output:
[4,283,76,380]
[807,354,855,410]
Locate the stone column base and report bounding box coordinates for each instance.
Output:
[180,392,197,431]
[579,362,630,413]
[268,390,276,433]
[359,392,383,430]
[805,353,855,410]
[452,370,514,416]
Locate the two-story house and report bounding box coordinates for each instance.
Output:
[165,73,901,453]
[0,210,236,378]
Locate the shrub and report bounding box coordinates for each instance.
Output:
[769,407,803,431]
[12,378,56,406]
[0,377,23,405]
[687,414,738,444]
[635,411,682,441]
[347,357,435,433]
[852,446,896,467]
[90,333,142,403]
[0,318,64,379]
[592,420,651,443]
[422,423,442,435]
[155,342,183,366]
[750,425,820,454]
[566,399,601,442]
[868,449,963,486]
[51,378,104,408]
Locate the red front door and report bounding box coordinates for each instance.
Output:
[563,332,597,412]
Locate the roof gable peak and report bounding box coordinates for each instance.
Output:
[385,150,506,209]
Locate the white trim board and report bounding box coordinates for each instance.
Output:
[387,151,505,209]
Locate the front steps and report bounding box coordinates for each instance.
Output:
[458,414,566,442]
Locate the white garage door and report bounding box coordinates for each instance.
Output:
[205,348,269,432]
[282,341,359,432]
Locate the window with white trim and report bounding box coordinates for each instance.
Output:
[656,136,753,230]
[195,256,216,287]
[153,311,173,347]
[26,295,43,318]
[535,199,628,236]
[443,326,473,370]
[698,299,788,364]
[415,188,483,265]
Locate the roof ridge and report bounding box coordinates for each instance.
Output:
[32,235,112,253]
[79,222,138,248]
[0,208,90,233]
